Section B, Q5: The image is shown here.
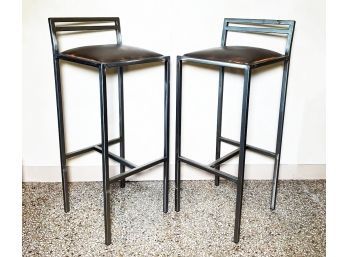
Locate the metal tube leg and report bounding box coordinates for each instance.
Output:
[53,58,70,213]
[270,60,290,210]
[163,57,170,213]
[99,64,112,245]
[175,56,183,212]
[214,67,225,186]
[234,67,251,243]
[118,67,125,188]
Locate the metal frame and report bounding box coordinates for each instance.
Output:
[49,17,170,245]
[175,18,295,243]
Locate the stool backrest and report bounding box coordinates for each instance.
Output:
[48,17,121,56]
[221,18,295,56]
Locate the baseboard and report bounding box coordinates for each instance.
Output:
[22,164,326,182]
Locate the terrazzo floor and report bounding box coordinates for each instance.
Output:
[22,180,325,257]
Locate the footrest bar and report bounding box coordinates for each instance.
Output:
[66,138,121,159]
[93,146,136,169]
[209,148,240,168]
[179,156,238,183]
[109,158,165,183]
[219,136,276,158]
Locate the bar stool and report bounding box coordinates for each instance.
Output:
[48,17,170,245]
[174,18,295,242]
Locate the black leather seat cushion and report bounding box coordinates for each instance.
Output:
[184,46,285,66]
[61,44,163,64]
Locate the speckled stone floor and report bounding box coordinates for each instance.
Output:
[22,180,325,257]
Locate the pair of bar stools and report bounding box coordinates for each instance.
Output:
[49,17,295,245]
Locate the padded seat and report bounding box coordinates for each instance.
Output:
[184,46,285,66]
[61,44,163,64]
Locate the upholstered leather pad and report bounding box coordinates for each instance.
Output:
[184,46,285,66]
[61,44,163,64]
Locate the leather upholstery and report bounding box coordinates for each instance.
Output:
[61,44,163,64]
[184,46,285,66]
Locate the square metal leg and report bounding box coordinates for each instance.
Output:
[270,60,290,210]
[53,58,70,213]
[118,67,126,188]
[234,66,251,243]
[175,56,183,212]
[214,67,225,186]
[99,64,112,245]
[163,57,170,213]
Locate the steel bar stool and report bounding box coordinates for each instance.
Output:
[48,17,170,245]
[175,18,295,242]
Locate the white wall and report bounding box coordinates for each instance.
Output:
[22,0,326,181]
